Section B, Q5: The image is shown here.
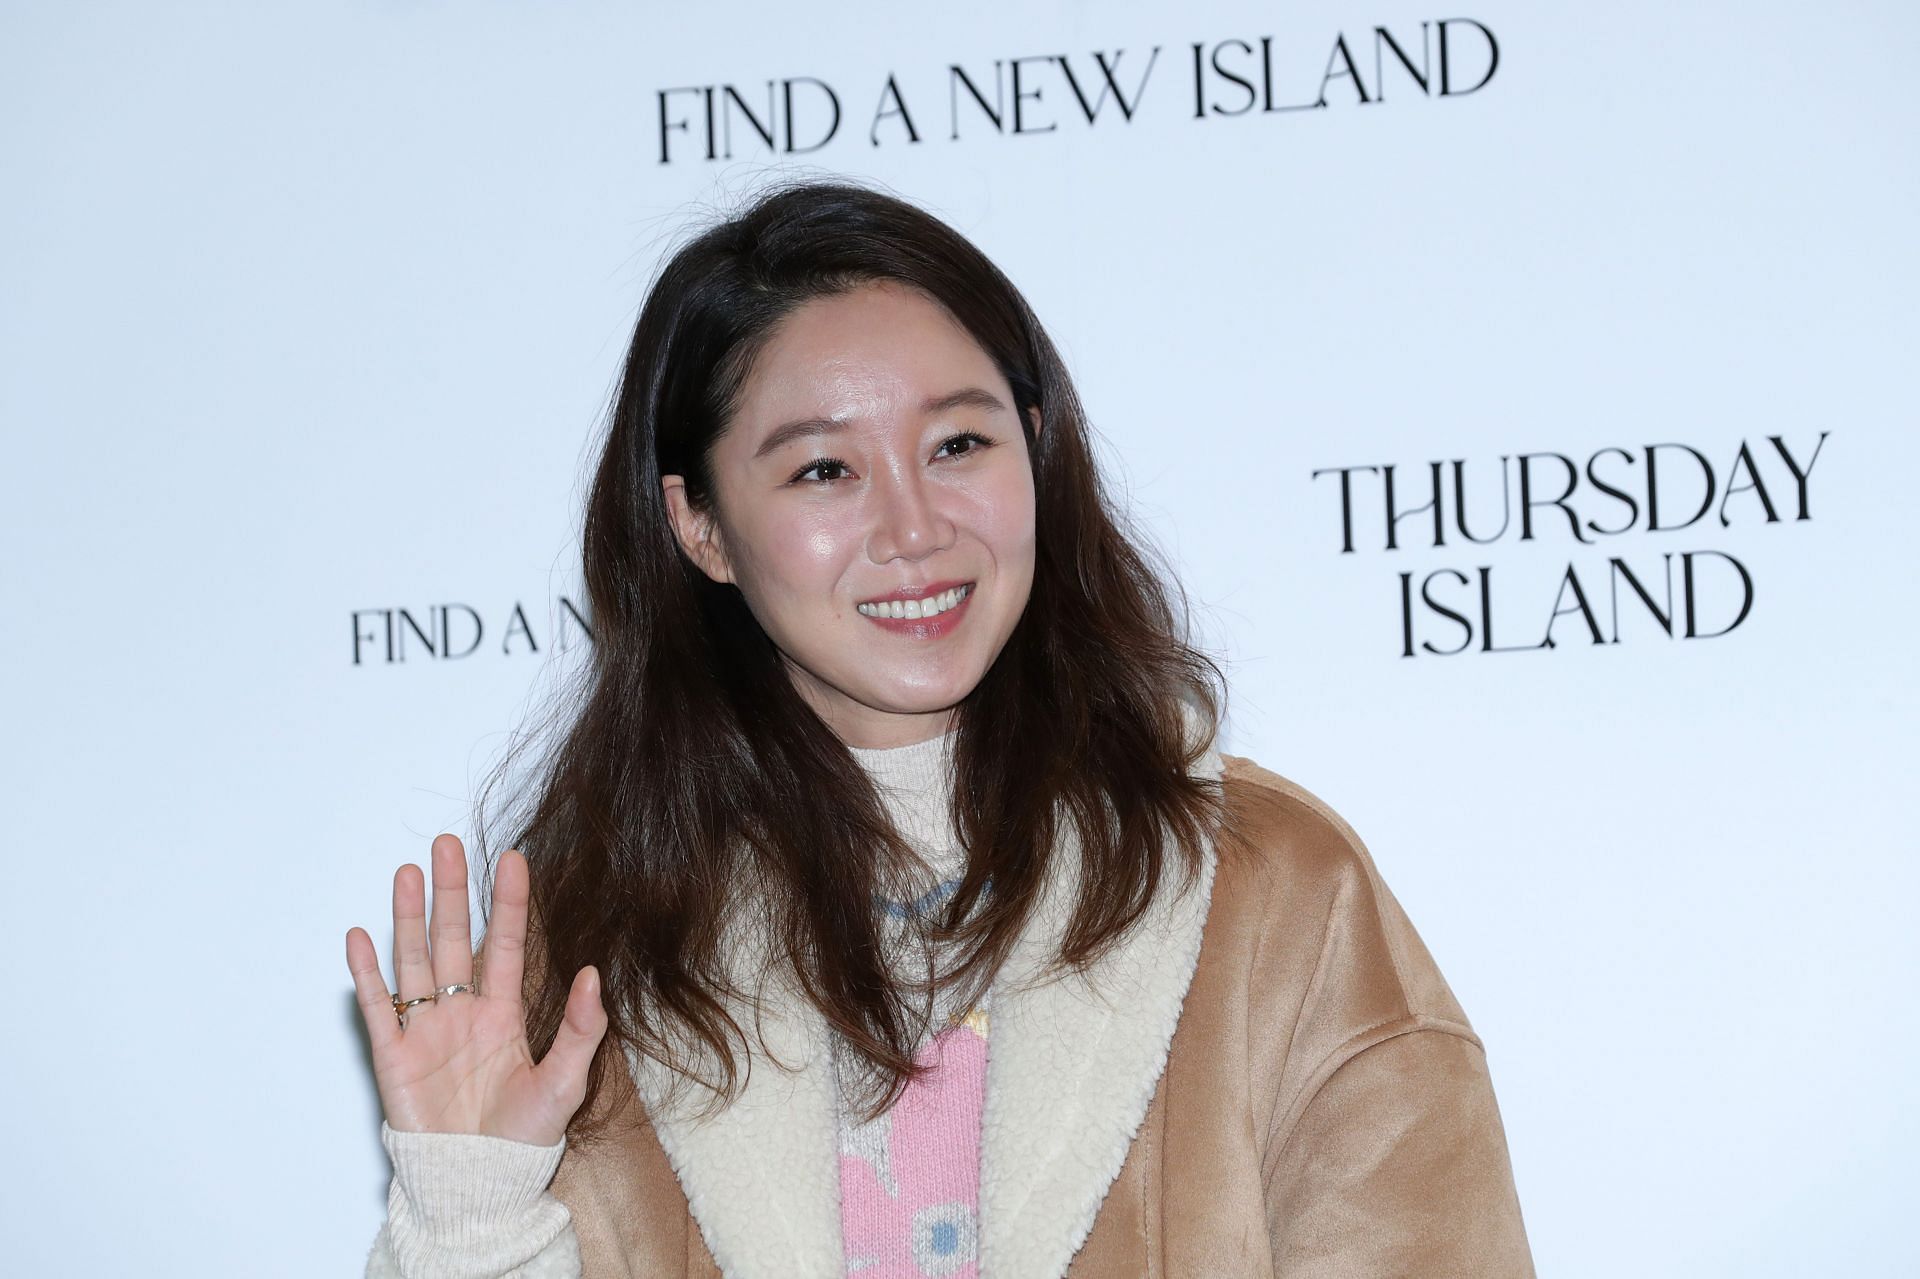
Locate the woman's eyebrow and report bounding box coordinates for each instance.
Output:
[753,387,1008,460]
[921,386,1007,417]
[754,416,846,460]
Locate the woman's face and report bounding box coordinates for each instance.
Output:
[663,280,1039,749]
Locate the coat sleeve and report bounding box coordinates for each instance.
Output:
[1220,761,1535,1277]
[363,1122,583,1279]
[1261,1021,1536,1278]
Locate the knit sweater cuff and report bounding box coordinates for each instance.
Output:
[378,1121,575,1276]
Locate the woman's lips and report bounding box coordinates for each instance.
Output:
[857,581,975,636]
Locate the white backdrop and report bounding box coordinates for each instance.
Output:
[4,2,1915,1274]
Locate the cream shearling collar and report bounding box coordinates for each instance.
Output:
[623,705,1225,1278]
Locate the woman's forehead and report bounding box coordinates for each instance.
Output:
[731,287,1007,431]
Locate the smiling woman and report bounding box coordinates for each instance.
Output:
[346,178,1535,1278]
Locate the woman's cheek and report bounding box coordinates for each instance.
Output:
[766,505,854,573]
[974,468,1037,546]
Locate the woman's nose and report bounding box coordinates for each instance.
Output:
[867,466,955,564]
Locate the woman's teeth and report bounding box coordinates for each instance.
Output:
[857,583,972,620]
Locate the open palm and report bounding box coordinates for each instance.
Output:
[345,834,607,1148]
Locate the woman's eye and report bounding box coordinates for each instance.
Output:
[790,456,852,485]
[936,431,993,460]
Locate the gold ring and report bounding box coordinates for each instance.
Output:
[391,993,437,1027]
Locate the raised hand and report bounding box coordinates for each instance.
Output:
[345,834,608,1148]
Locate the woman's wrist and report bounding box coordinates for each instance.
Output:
[381,1120,567,1223]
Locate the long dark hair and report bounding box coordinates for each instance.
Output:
[476,177,1227,1138]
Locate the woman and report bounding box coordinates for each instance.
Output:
[346,179,1535,1278]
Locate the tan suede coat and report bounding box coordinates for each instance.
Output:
[538,755,1535,1278]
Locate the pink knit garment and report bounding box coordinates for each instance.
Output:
[837,1004,989,1276]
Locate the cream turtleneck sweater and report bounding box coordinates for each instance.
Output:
[368,727,983,1278]
[845,725,981,1033]
[838,727,989,1276]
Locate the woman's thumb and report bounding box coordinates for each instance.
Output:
[541,965,609,1090]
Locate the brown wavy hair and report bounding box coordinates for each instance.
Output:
[474,177,1227,1139]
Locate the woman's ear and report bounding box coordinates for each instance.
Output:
[661,475,734,584]
[1025,405,1042,440]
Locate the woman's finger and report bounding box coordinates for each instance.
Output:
[428,833,474,992]
[536,965,608,1107]
[391,861,433,1002]
[478,848,530,1010]
[345,926,401,1054]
